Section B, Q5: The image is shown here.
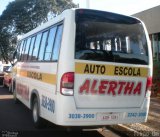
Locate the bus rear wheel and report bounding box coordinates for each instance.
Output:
[32,97,44,128]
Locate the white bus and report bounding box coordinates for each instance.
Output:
[12,9,152,128]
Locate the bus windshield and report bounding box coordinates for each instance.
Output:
[75,9,149,65]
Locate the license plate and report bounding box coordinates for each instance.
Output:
[97,113,119,121]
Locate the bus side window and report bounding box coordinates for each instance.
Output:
[18,40,24,60]
[44,27,57,61]
[38,31,48,61]
[13,41,21,61]
[23,37,31,61]
[52,24,63,61]
[20,40,27,61]
[28,36,36,61]
[32,33,42,61]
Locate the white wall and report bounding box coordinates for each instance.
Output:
[133,5,160,34]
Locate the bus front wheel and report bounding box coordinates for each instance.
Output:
[13,87,19,104]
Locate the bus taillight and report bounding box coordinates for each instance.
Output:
[145,77,152,97]
[60,72,74,96]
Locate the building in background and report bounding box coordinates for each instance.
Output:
[133,5,160,96]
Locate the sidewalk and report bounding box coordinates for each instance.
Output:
[124,97,160,136]
[143,97,160,130]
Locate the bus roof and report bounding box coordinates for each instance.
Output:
[19,8,141,41]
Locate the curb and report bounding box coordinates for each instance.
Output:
[107,124,143,137]
[108,124,160,137]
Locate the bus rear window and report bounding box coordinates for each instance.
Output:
[75,9,148,65]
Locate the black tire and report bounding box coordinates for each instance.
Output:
[0,78,4,86]
[13,87,19,104]
[32,97,44,128]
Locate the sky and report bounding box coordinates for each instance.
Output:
[0,0,13,15]
[0,0,160,16]
[72,0,160,15]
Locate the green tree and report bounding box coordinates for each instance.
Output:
[0,0,76,62]
[0,27,16,63]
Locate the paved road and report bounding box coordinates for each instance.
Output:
[0,86,103,137]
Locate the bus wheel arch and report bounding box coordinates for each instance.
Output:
[30,90,39,109]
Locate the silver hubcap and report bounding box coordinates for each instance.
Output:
[9,85,11,92]
[33,102,38,122]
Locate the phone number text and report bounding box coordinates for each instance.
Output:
[68,113,95,119]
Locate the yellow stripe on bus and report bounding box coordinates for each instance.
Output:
[75,62,148,77]
[17,69,56,85]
